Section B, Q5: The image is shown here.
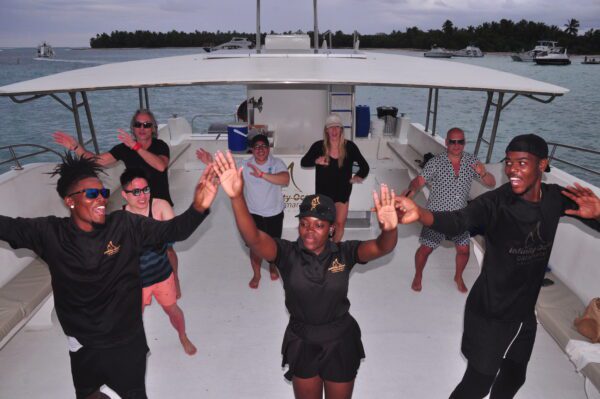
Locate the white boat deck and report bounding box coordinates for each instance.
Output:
[0,157,588,398]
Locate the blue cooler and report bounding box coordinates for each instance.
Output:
[227,124,248,152]
[355,105,370,137]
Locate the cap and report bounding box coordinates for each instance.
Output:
[505,133,550,172]
[324,114,343,129]
[296,194,336,223]
[249,133,269,148]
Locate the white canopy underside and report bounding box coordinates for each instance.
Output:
[0,51,568,96]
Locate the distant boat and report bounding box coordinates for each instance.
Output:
[423,46,452,58]
[453,45,484,58]
[36,42,55,58]
[206,37,253,52]
[511,40,558,62]
[534,48,571,66]
[582,56,600,65]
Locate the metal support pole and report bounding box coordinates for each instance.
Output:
[432,89,439,136]
[144,88,150,110]
[256,0,261,53]
[474,91,493,157]
[485,92,504,163]
[138,88,144,109]
[313,0,319,53]
[81,91,100,154]
[69,92,84,147]
[425,88,432,132]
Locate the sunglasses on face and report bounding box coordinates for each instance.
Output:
[124,186,150,196]
[252,144,268,150]
[448,139,465,145]
[133,121,154,129]
[67,188,111,199]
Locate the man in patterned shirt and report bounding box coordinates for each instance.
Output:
[402,128,496,292]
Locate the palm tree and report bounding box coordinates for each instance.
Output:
[564,19,580,36]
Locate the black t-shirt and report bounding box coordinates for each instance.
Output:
[431,183,600,321]
[273,238,362,325]
[0,206,208,348]
[300,140,369,202]
[109,139,173,205]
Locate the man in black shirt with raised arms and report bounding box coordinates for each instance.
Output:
[396,134,600,399]
[0,154,217,399]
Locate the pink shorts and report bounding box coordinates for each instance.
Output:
[142,272,177,308]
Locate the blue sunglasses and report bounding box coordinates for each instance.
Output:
[67,188,110,199]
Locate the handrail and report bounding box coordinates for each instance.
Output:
[190,112,238,133]
[0,144,64,170]
[547,141,600,177]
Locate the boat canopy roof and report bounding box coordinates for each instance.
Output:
[0,50,568,97]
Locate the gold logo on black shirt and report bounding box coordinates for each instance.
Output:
[328,258,346,273]
[104,241,121,256]
[311,196,321,210]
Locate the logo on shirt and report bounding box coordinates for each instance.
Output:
[328,258,346,273]
[104,241,121,256]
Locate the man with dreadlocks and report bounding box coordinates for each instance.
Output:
[0,154,217,399]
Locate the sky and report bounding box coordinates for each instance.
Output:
[1,0,599,47]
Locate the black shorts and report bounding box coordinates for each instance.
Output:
[461,309,537,375]
[69,333,149,399]
[281,314,365,383]
[251,211,284,238]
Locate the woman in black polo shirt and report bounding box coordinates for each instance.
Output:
[214,150,397,399]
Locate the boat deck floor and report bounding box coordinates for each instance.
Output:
[0,158,587,398]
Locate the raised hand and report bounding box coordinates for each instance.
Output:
[196,148,213,165]
[117,129,136,149]
[214,151,243,198]
[53,131,78,150]
[373,184,397,231]
[193,164,219,212]
[562,183,600,220]
[395,195,421,224]
[247,163,262,178]
[472,161,486,176]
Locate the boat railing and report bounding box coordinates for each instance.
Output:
[547,141,600,177]
[0,143,66,170]
[190,112,239,136]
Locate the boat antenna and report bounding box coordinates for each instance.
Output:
[256,0,261,53]
[313,0,319,54]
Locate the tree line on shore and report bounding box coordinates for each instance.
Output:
[90,18,600,54]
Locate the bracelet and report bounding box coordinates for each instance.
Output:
[71,145,79,152]
[131,142,142,151]
[258,171,265,178]
[481,172,488,178]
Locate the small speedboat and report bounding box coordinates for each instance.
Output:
[535,48,571,65]
[582,56,600,65]
[423,46,452,58]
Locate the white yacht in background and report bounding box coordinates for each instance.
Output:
[535,47,572,65]
[207,37,254,52]
[452,45,484,57]
[36,42,55,58]
[423,45,453,58]
[511,40,559,61]
[0,3,599,398]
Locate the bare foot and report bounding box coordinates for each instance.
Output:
[249,275,260,289]
[269,264,279,281]
[455,277,468,293]
[411,275,422,292]
[180,335,197,355]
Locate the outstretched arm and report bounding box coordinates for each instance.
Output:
[401,175,426,198]
[395,195,434,226]
[473,161,496,188]
[117,129,169,172]
[247,163,290,186]
[214,151,278,262]
[562,183,600,222]
[53,131,116,166]
[357,184,398,262]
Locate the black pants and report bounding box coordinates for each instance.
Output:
[70,334,149,399]
[449,359,528,399]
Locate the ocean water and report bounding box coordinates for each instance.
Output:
[0,47,598,185]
